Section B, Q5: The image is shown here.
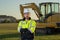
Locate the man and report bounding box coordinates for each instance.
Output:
[18,8,36,40]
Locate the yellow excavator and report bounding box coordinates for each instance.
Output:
[20,2,60,34]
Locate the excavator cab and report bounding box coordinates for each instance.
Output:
[39,2,60,22]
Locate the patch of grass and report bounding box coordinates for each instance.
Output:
[0,33,60,40]
[0,23,60,40]
[0,33,20,39]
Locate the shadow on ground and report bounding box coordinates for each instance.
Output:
[0,33,60,39]
[0,33,46,39]
[0,33,20,39]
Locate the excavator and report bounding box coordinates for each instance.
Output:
[20,2,60,35]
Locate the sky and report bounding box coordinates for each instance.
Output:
[0,0,59,19]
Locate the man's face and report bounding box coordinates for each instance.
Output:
[24,12,30,19]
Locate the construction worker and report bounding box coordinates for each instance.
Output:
[18,8,36,40]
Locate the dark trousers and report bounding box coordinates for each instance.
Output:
[20,29,34,40]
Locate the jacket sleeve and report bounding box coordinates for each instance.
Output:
[29,20,36,33]
[17,21,22,33]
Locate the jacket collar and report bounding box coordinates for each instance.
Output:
[23,17,31,21]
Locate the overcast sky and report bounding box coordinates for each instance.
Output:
[0,0,59,19]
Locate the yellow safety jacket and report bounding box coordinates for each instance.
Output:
[18,20,36,33]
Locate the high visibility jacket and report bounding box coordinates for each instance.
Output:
[18,20,36,33]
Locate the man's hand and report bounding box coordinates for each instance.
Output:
[28,29,33,33]
[18,26,22,33]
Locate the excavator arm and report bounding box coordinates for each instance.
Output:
[20,3,42,19]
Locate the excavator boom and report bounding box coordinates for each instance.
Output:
[20,3,42,19]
